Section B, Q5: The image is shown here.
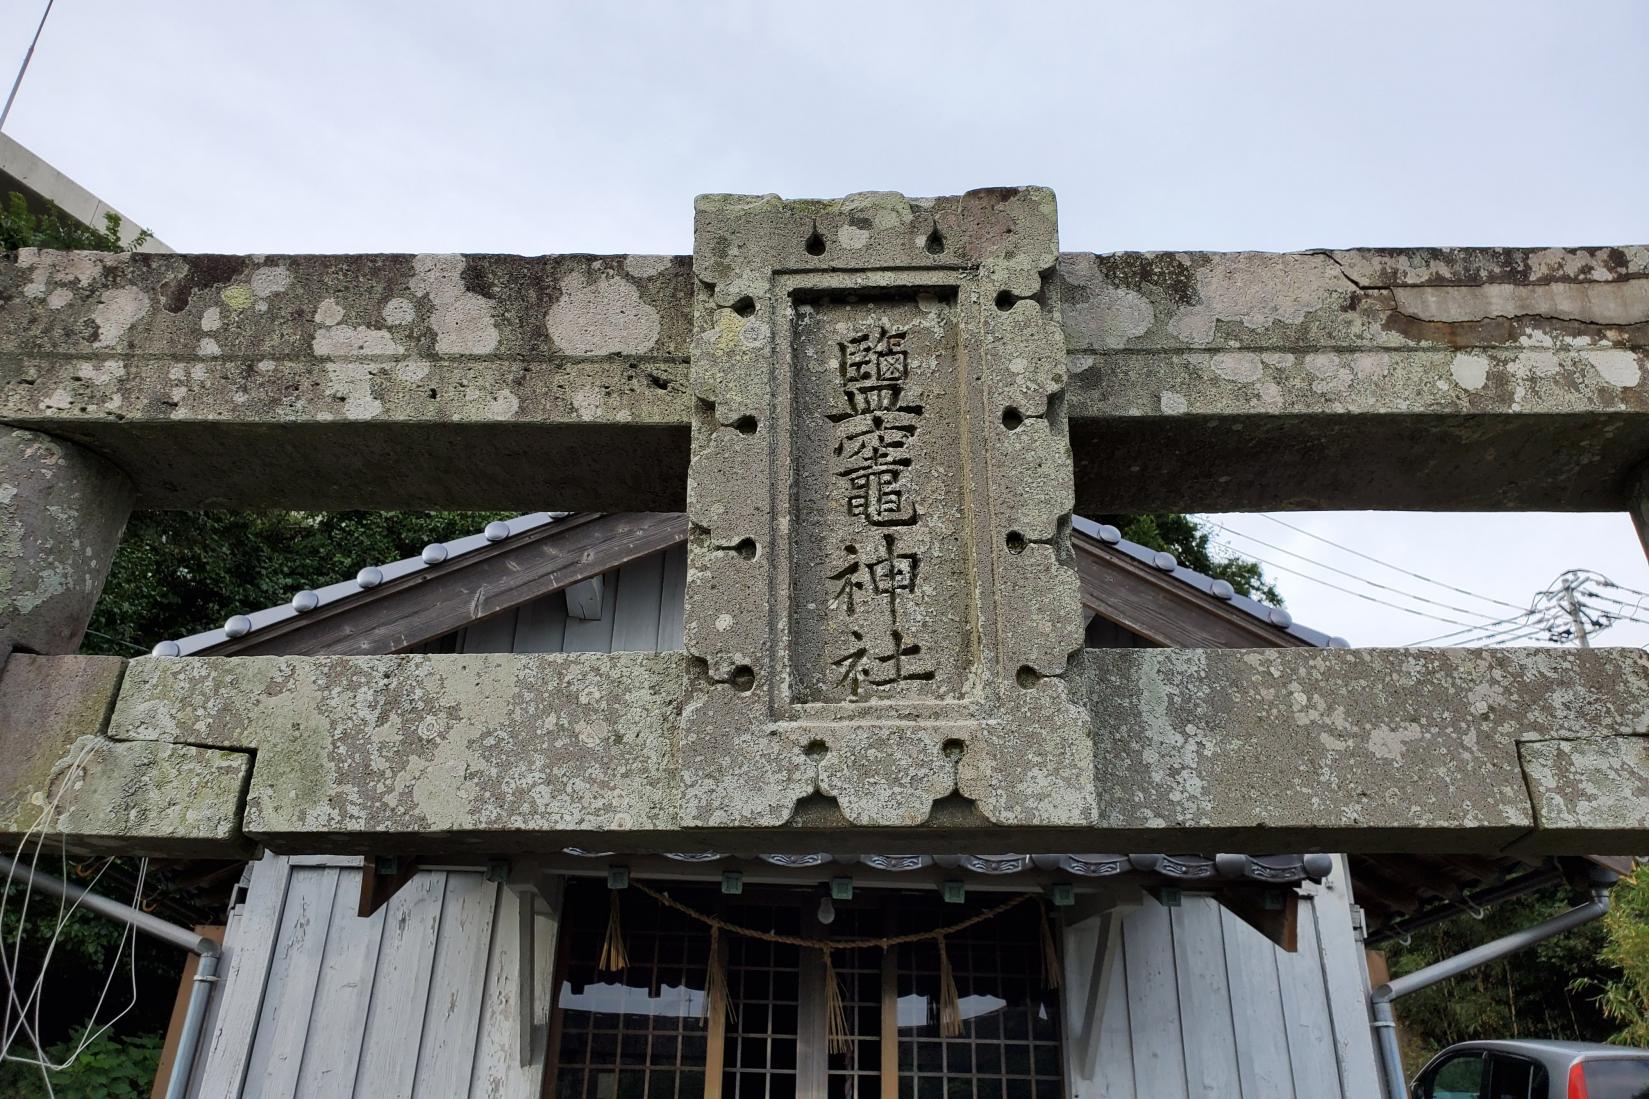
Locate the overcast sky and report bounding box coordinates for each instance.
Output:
[4,1,1647,647]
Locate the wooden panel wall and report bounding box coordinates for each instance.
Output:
[451,543,688,655]
[190,856,559,1099]
[1059,864,1381,1099]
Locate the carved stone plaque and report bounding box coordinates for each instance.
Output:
[681,189,1094,830]
[790,294,967,706]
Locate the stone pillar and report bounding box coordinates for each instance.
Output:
[0,428,135,660]
[680,189,1093,830]
[1631,462,1649,564]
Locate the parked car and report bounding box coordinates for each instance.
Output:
[1412,1039,1649,1099]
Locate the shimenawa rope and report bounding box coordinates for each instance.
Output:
[609,882,1060,1046]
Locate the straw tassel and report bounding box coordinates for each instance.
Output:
[704,924,735,1024]
[823,948,852,1054]
[1039,904,1062,990]
[936,934,962,1038]
[598,891,629,973]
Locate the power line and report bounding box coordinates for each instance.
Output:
[1598,576,1649,601]
[1405,609,1538,647]
[80,628,148,656]
[1257,514,1529,613]
[1487,625,1561,647]
[1207,538,1501,631]
[1415,613,1548,648]
[1212,523,1509,624]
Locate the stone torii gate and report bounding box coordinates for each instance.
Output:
[1,187,1646,858]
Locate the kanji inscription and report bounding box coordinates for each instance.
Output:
[791,295,970,705]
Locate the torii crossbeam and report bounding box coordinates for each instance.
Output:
[1,188,1645,856]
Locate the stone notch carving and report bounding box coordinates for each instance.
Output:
[681,188,1094,829]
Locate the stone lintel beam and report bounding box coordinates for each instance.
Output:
[1061,246,1649,512]
[4,245,1646,513]
[1,428,134,656]
[75,648,1649,856]
[0,653,250,856]
[0,250,694,510]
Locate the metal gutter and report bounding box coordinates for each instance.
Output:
[0,855,220,1099]
[1365,863,1565,946]
[1369,865,1619,1099]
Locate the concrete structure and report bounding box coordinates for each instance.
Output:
[2,187,1647,859]
[1,132,169,252]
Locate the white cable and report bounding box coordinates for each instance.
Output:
[1207,538,1503,630]
[1,739,146,1090]
[1214,522,1513,624]
[1255,514,1530,613]
[0,0,55,132]
[1405,609,1540,647]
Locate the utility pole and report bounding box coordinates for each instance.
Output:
[1559,575,1591,648]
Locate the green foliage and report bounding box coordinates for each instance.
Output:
[0,1028,163,1098]
[3,877,143,972]
[1386,882,1619,1067]
[83,510,512,655]
[1097,513,1283,605]
[1584,868,1649,1045]
[1,191,152,253]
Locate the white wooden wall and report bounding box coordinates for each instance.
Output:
[1060,860,1382,1099]
[186,855,559,1099]
[443,543,687,656]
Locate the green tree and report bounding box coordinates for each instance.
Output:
[1384,881,1620,1067]
[1587,868,1649,1045]
[1098,512,1282,604]
[84,510,511,655]
[0,1028,163,1098]
[1,191,151,252]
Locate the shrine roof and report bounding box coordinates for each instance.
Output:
[153,512,1345,656]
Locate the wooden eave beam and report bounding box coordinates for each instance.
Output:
[1073,532,1308,649]
[200,512,687,656]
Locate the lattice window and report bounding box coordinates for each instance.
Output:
[546,884,1063,1099]
[824,905,884,1099]
[893,900,1062,1099]
[550,880,714,1099]
[720,900,802,1099]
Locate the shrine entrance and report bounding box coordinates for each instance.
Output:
[546,880,1064,1099]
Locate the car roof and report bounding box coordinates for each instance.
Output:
[1441,1039,1649,1062]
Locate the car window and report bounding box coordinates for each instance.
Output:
[1485,1053,1546,1099]
[1420,1053,1486,1099]
[1582,1058,1649,1099]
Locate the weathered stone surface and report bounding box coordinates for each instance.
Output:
[38,738,249,856]
[38,648,1640,853]
[1075,647,1649,851]
[0,251,692,509]
[0,653,124,834]
[110,652,684,848]
[1520,737,1649,852]
[1,429,133,653]
[682,189,1092,830]
[1060,247,1649,511]
[0,653,243,855]
[6,242,1647,513]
